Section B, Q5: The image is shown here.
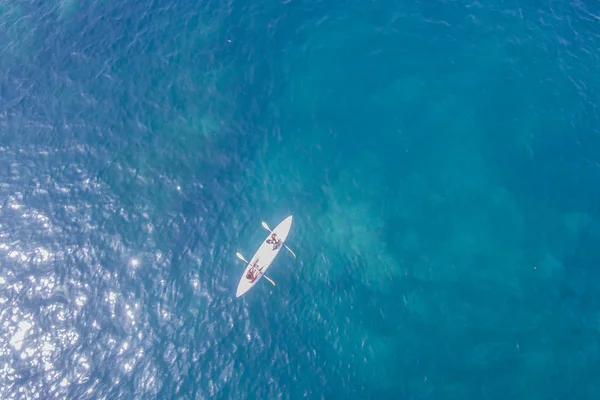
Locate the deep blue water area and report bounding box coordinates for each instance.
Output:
[2,0,600,398]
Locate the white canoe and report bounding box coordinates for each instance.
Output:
[236,215,293,297]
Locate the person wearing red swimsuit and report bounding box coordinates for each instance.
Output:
[245,259,260,282]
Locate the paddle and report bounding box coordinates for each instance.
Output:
[261,221,297,258]
[235,252,276,286]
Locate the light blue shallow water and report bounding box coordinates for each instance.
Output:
[1,0,600,398]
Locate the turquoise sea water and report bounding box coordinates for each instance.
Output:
[2,0,600,398]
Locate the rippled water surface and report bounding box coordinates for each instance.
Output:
[2,0,600,398]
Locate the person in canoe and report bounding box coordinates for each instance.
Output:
[245,259,260,282]
[266,232,282,250]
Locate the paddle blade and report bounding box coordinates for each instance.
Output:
[261,221,271,231]
[285,245,297,258]
[236,252,247,263]
[264,275,276,286]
